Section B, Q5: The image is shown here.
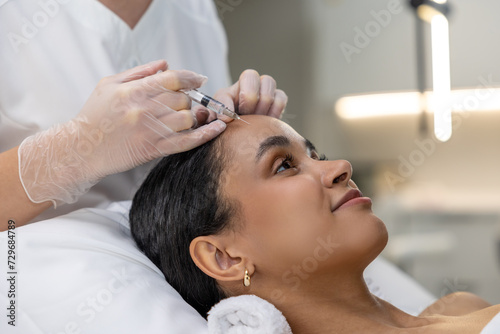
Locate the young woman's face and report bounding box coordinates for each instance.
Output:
[220,115,387,288]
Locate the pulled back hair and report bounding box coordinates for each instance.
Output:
[129,137,237,318]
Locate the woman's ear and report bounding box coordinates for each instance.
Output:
[190,236,252,282]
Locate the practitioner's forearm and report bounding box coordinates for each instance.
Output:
[0,147,52,231]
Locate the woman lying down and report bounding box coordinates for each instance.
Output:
[130,115,500,333]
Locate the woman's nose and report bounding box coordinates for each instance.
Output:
[320,160,353,188]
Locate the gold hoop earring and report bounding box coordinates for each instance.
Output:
[244,269,251,287]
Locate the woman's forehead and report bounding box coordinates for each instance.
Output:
[223,115,303,151]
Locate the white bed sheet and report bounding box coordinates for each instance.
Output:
[0,201,207,334]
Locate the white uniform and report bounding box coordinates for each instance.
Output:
[0,0,230,220]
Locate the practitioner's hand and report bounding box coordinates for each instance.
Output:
[18,60,226,206]
[213,69,288,119]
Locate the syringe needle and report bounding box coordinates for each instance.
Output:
[237,117,250,125]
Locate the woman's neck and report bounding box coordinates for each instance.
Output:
[269,272,423,334]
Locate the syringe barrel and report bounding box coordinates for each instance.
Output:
[184,89,204,104]
[204,98,226,115]
[184,89,238,119]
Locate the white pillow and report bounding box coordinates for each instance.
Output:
[0,201,435,333]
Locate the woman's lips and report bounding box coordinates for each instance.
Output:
[336,196,372,211]
[332,189,372,212]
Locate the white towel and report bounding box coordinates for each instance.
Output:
[207,295,292,334]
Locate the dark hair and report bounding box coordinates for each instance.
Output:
[129,137,237,318]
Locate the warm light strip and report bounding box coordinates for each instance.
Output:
[336,88,500,119]
[336,92,422,119]
[430,14,452,142]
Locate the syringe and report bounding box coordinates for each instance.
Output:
[183,89,248,124]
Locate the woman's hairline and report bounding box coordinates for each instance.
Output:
[212,135,245,233]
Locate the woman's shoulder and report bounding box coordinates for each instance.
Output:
[438,305,500,334]
[420,291,492,317]
[418,299,500,334]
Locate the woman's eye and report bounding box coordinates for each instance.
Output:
[276,154,294,174]
[311,152,328,161]
[276,161,292,173]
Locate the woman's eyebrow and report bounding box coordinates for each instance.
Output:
[255,135,291,162]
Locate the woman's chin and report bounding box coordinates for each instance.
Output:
[344,214,388,266]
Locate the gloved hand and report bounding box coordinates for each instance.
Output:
[212,69,288,119]
[18,60,227,206]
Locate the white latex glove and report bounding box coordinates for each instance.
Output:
[212,69,288,119]
[18,60,227,206]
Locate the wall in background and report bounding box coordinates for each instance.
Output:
[219,0,313,136]
[221,0,500,205]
